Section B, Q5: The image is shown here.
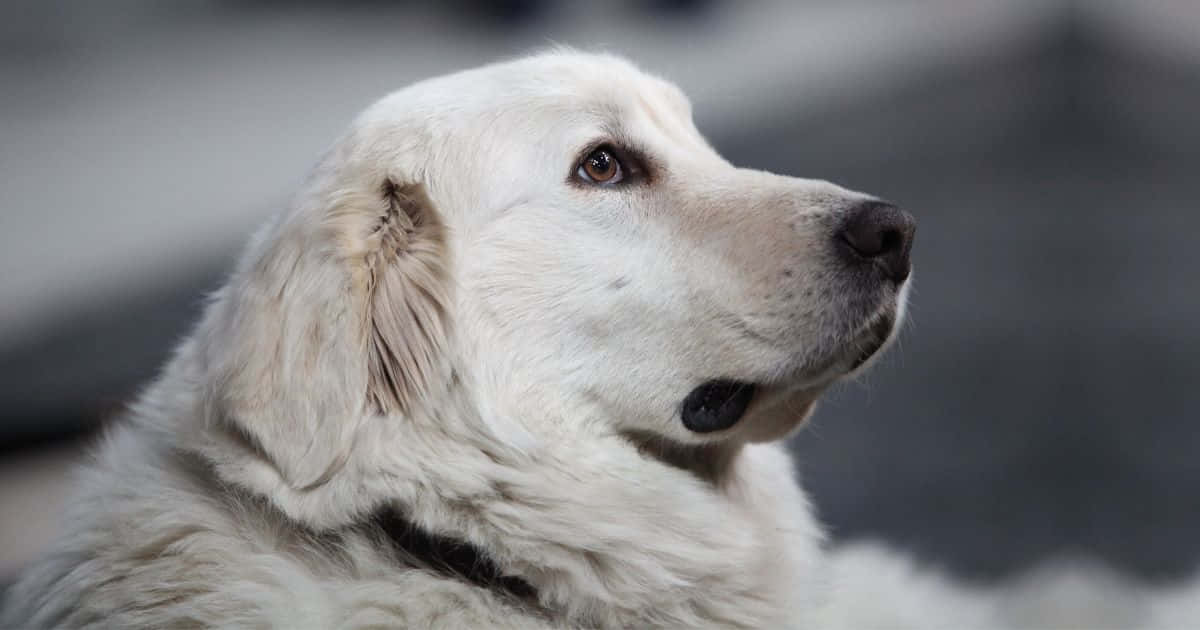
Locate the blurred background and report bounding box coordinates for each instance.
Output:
[2,0,1198,599]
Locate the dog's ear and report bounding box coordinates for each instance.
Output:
[361,180,451,417]
[192,155,450,523]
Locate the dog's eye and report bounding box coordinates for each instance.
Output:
[577,147,624,185]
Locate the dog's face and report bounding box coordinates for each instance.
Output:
[199,52,913,509]
[378,53,915,446]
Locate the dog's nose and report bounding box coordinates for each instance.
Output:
[836,201,916,284]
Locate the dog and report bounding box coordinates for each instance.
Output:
[3,50,921,628]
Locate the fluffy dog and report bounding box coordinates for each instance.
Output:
[4,50,920,628]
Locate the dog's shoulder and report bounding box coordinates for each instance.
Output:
[3,421,558,629]
[1,422,284,627]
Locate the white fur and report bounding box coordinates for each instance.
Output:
[1,50,968,628]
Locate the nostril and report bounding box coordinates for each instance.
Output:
[839,201,904,258]
[836,200,916,283]
[879,228,901,255]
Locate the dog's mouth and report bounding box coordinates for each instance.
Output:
[680,311,898,435]
[848,311,896,371]
[680,380,759,433]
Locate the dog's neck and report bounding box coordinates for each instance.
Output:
[620,429,743,485]
[181,354,815,628]
[360,423,745,612]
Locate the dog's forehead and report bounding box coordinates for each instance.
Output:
[363,52,692,141]
[507,55,699,153]
[356,52,703,182]
[476,52,691,123]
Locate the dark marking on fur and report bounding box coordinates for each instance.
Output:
[609,276,630,290]
[373,506,539,606]
[620,430,738,486]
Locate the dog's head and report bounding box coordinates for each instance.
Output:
[193,51,913,523]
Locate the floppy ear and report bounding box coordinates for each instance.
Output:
[193,155,450,519]
[361,180,451,417]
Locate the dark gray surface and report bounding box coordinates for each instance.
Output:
[788,131,1200,582]
[758,35,1200,581]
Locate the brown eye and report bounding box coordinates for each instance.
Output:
[578,147,624,185]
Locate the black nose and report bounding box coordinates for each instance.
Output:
[836,201,916,284]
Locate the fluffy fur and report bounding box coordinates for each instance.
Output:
[0,50,999,628]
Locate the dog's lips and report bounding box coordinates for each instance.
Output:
[681,308,899,435]
[680,380,758,433]
[680,377,824,437]
[773,308,898,391]
[748,310,898,410]
[847,312,896,371]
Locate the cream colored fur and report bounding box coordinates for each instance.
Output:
[6,50,1157,629]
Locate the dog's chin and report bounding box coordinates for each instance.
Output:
[681,306,901,443]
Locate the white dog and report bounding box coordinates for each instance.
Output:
[3,50,932,628]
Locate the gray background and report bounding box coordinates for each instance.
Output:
[1,0,1197,587]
